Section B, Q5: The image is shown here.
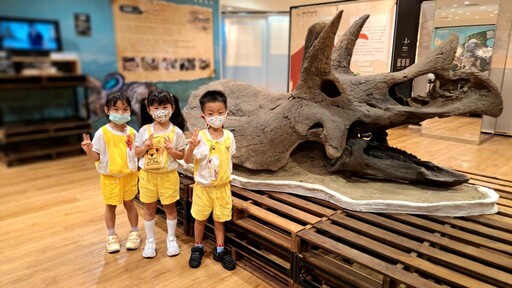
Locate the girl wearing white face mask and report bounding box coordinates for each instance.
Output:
[135,89,187,258]
[81,92,140,254]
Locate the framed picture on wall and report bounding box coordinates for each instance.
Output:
[432,25,495,73]
[74,13,91,36]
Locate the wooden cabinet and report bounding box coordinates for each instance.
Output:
[0,74,90,166]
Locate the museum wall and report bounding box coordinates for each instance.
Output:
[0,0,222,130]
[222,13,289,93]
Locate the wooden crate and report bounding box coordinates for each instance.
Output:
[174,172,512,288]
[294,169,512,288]
[228,186,338,287]
[297,208,512,288]
[177,174,194,236]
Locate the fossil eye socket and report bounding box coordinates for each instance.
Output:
[320,79,341,99]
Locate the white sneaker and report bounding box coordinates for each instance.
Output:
[106,235,120,253]
[166,236,180,256]
[142,238,156,258]
[126,231,141,250]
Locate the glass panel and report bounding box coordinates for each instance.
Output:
[420,0,501,144]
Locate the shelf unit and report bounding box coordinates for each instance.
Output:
[0,73,90,166]
[10,56,81,76]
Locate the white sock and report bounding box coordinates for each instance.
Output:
[167,218,177,238]
[107,228,116,235]
[144,219,155,241]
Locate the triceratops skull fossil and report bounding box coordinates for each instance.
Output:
[183,11,503,187]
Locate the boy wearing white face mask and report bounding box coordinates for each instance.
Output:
[183,90,236,271]
[81,92,140,253]
[135,89,187,258]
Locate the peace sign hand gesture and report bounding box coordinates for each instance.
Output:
[143,133,154,150]
[164,136,174,154]
[187,128,201,149]
[81,134,93,153]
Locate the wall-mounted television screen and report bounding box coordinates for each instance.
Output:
[0,16,62,54]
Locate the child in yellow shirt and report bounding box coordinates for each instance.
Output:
[184,90,236,270]
[81,92,140,253]
[135,89,187,258]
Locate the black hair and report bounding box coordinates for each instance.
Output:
[199,90,227,112]
[105,92,131,110]
[146,89,173,107]
[141,89,186,131]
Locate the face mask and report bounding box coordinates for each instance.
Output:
[109,113,131,124]
[205,114,226,128]
[150,109,172,123]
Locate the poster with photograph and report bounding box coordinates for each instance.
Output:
[432,25,495,73]
[288,0,396,91]
[112,0,214,82]
[74,13,91,36]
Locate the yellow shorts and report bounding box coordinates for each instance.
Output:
[138,169,179,205]
[100,173,138,205]
[191,182,232,222]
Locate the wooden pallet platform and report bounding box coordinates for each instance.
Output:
[227,186,337,287]
[174,173,512,288]
[4,119,90,143]
[3,119,91,167]
[296,170,512,288]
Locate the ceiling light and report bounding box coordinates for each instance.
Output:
[452,4,458,7]
[464,1,470,4]
[455,16,460,19]
[480,6,486,9]
[441,13,446,15]
[458,11,463,13]
[466,12,470,15]
[227,6,233,11]
[474,16,479,18]
[494,11,499,13]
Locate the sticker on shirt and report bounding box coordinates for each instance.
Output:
[208,155,220,181]
[144,146,165,170]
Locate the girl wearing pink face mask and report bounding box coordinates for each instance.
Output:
[135,89,187,258]
[183,90,237,271]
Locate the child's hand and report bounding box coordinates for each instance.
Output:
[81,134,93,153]
[143,133,154,150]
[187,128,201,149]
[164,136,173,154]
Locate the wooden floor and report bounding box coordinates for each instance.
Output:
[1,126,511,287]
[0,157,268,288]
[421,116,485,144]
[389,125,512,179]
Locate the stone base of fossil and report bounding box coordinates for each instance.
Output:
[178,148,498,216]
